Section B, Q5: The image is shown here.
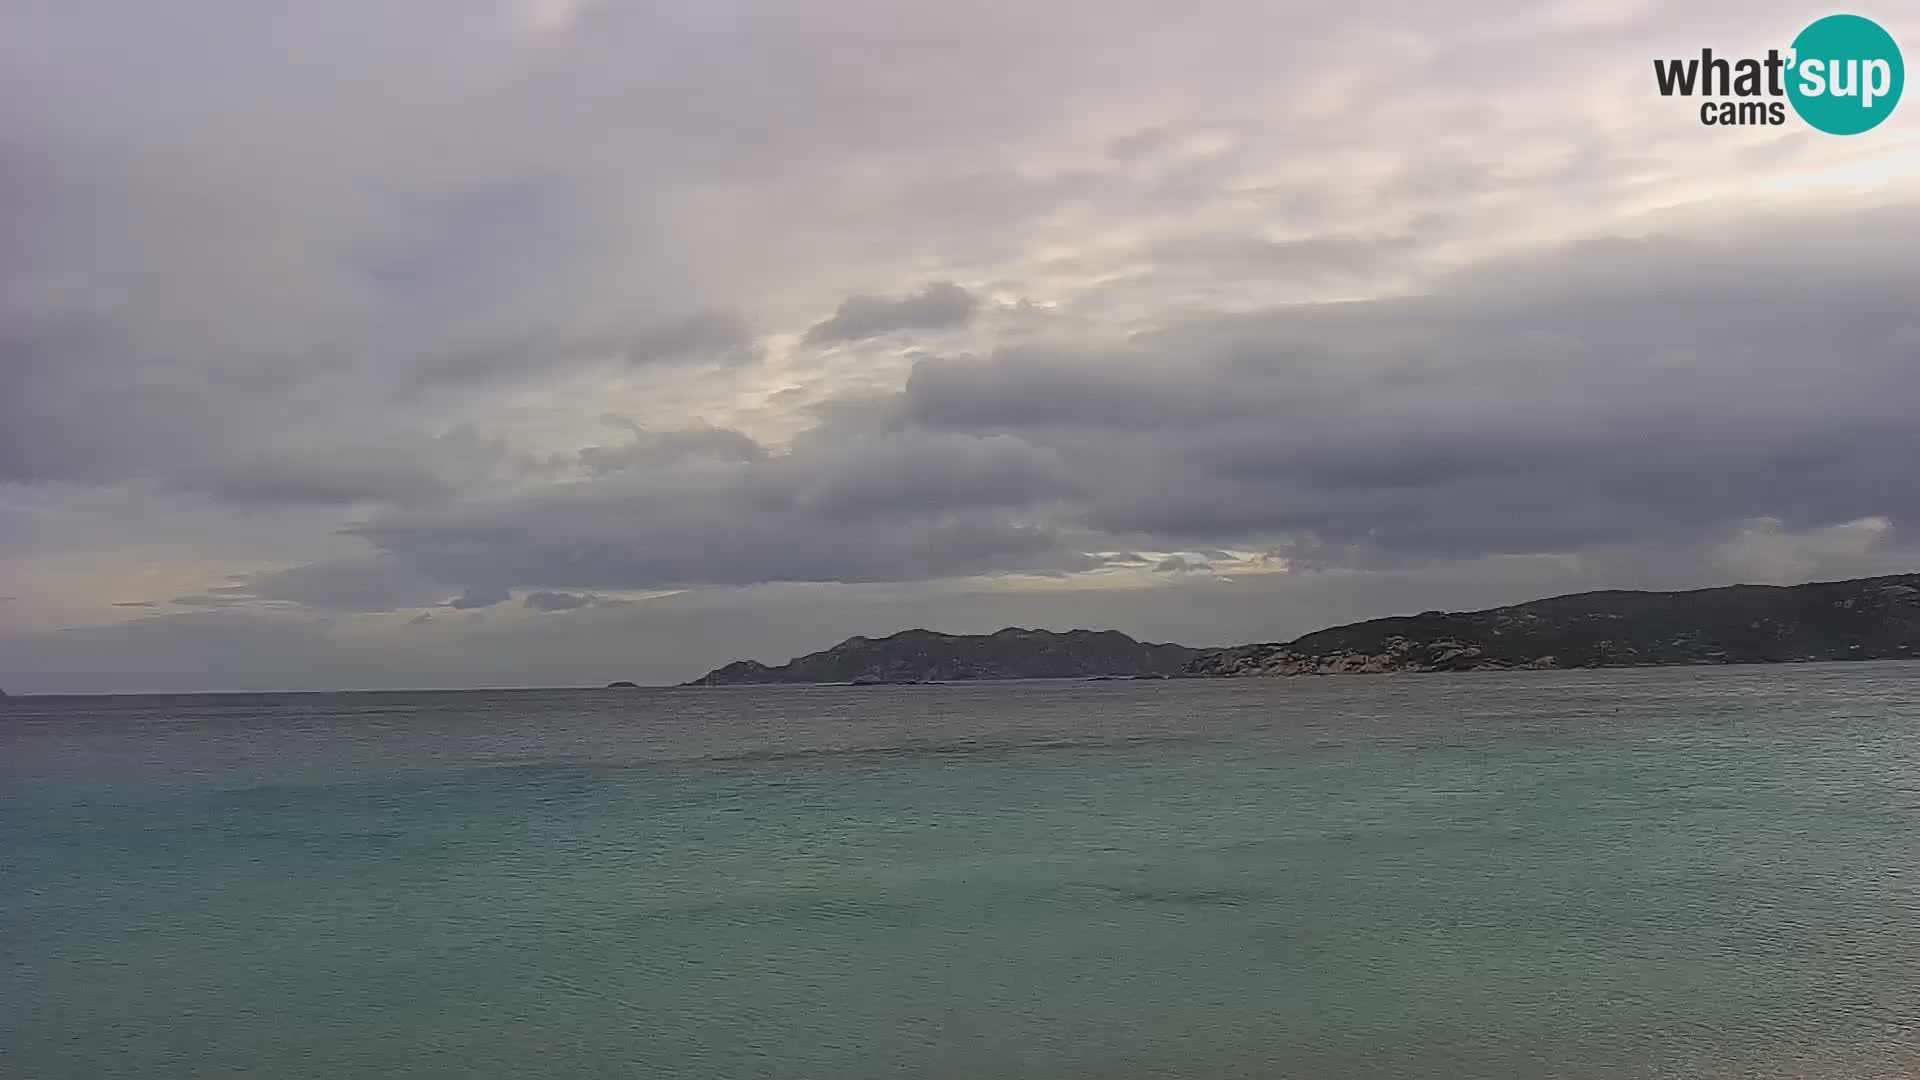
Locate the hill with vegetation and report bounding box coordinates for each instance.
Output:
[1187,574,1920,676]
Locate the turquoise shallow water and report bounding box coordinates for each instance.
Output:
[4,664,1919,1079]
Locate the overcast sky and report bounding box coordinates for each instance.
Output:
[3,0,1917,692]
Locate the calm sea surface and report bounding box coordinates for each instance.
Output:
[4,665,1919,1079]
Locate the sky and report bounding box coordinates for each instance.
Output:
[3,0,1917,692]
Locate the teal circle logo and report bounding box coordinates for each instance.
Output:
[1787,14,1904,134]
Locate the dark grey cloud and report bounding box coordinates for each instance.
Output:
[779,430,1082,519]
[411,313,756,391]
[145,430,1082,611]
[447,584,511,610]
[803,282,977,345]
[626,313,755,365]
[171,592,255,609]
[524,591,598,612]
[577,424,769,475]
[890,208,1920,564]
[243,557,447,612]
[173,429,522,506]
[0,311,177,489]
[163,559,487,616]
[347,428,1090,592]
[0,303,528,503]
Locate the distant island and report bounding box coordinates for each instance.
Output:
[686,627,1205,685]
[678,574,1919,685]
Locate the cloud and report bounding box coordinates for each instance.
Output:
[172,428,526,506]
[447,584,511,609]
[171,593,255,609]
[179,206,1909,608]
[803,282,977,345]
[1154,556,1212,573]
[348,427,1091,591]
[623,313,756,366]
[889,208,1920,565]
[576,424,769,475]
[43,205,1920,642]
[241,557,448,612]
[1711,516,1897,585]
[523,590,598,612]
[411,313,756,391]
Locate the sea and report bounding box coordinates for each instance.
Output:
[4,663,1918,1080]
